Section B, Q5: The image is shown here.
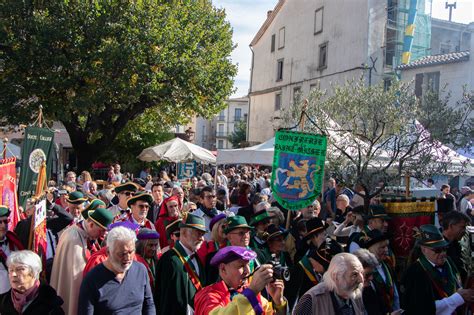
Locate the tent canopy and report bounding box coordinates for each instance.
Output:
[138,137,216,164]
[217,138,275,166]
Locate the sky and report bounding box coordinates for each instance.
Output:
[213,0,474,98]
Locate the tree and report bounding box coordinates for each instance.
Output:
[281,79,473,208]
[227,120,247,148]
[0,0,237,170]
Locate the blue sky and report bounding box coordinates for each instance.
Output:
[213,0,473,97]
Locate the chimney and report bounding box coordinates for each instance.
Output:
[267,10,273,17]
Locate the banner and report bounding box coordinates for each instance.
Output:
[0,157,20,230]
[178,161,196,179]
[271,130,327,211]
[18,127,55,208]
[383,201,435,257]
[31,199,47,258]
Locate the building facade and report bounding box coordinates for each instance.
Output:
[193,97,249,150]
[247,0,433,144]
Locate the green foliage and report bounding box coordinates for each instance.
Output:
[227,120,247,148]
[0,0,237,169]
[281,78,473,203]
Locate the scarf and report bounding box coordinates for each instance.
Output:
[11,280,40,314]
[372,261,395,311]
[418,255,460,299]
[200,206,219,218]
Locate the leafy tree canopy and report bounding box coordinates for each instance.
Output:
[281,79,473,207]
[0,0,237,170]
[227,120,247,148]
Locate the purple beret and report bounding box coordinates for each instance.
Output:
[137,230,160,240]
[209,213,227,232]
[108,221,140,232]
[210,246,257,266]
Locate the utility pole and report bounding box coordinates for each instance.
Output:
[445,2,456,22]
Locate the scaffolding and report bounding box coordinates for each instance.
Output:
[385,0,432,69]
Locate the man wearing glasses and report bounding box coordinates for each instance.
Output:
[194,186,222,241]
[108,182,138,219]
[0,205,24,294]
[119,192,156,231]
[401,224,474,314]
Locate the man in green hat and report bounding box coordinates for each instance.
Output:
[115,192,156,231]
[65,191,88,224]
[0,205,24,294]
[249,207,271,251]
[108,182,138,219]
[156,213,207,315]
[401,224,474,315]
[50,207,113,315]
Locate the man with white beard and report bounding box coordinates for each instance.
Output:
[293,253,365,315]
[78,226,155,315]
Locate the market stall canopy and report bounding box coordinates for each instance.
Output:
[138,137,216,164]
[4,143,21,159]
[217,138,275,165]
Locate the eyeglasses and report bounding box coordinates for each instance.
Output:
[172,232,180,237]
[137,204,150,209]
[228,231,250,237]
[205,195,217,199]
[430,247,448,254]
[0,219,9,225]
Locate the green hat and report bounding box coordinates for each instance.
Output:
[88,207,114,230]
[249,210,270,226]
[66,191,87,205]
[0,205,10,218]
[115,182,139,194]
[179,213,207,232]
[82,199,107,220]
[416,224,449,248]
[127,192,153,207]
[365,205,390,221]
[224,215,253,234]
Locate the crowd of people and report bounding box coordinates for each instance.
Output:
[0,164,473,314]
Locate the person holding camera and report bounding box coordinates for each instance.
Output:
[194,246,287,315]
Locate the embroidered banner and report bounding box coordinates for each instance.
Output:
[18,127,55,208]
[271,130,327,211]
[0,157,20,230]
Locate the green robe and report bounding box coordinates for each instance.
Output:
[156,241,206,315]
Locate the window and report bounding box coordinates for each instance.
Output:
[271,34,276,52]
[234,108,242,121]
[275,93,281,111]
[415,72,440,99]
[318,42,328,69]
[278,27,285,49]
[425,72,440,94]
[218,110,225,121]
[217,140,224,149]
[383,78,392,91]
[293,87,301,105]
[276,59,284,81]
[310,83,319,92]
[314,7,323,34]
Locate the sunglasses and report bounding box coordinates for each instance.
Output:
[0,219,9,225]
[137,204,150,209]
[172,232,180,237]
[430,247,448,254]
[121,192,133,196]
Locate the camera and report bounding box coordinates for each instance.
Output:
[269,253,290,282]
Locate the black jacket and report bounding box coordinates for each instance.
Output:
[0,282,64,315]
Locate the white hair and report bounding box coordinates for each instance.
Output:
[323,253,362,292]
[7,250,42,280]
[107,226,137,253]
[336,194,350,204]
[353,249,379,269]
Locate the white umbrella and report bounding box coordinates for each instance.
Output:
[138,137,216,164]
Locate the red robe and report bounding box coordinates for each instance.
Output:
[154,195,181,248]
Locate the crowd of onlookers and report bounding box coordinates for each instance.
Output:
[0,163,473,314]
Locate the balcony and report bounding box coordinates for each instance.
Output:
[216,131,227,138]
[217,115,225,121]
